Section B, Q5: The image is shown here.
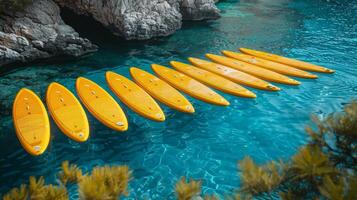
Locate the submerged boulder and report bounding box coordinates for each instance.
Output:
[0,0,98,67]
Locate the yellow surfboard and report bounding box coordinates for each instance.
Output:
[76,77,128,131]
[13,88,50,156]
[46,82,89,142]
[130,67,195,113]
[170,61,256,98]
[222,50,317,79]
[106,71,165,122]
[152,64,230,106]
[188,57,280,91]
[206,54,300,85]
[239,48,334,73]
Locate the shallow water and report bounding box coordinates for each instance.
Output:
[1,0,357,198]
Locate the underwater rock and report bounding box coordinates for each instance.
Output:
[0,0,98,67]
[54,0,220,40]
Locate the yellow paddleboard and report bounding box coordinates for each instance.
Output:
[76,77,128,131]
[46,82,89,142]
[13,88,50,156]
[106,71,165,122]
[240,48,334,73]
[130,67,194,113]
[206,54,300,85]
[170,61,256,98]
[222,50,317,79]
[152,64,230,106]
[188,57,280,91]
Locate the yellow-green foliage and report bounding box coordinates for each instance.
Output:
[29,176,68,200]
[290,145,337,182]
[58,161,83,185]
[306,101,357,169]
[3,177,68,200]
[306,101,357,142]
[319,176,357,200]
[325,101,357,137]
[2,184,28,200]
[175,177,202,200]
[238,156,284,195]
[2,162,132,200]
[234,194,252,200]
[78,165,132,200]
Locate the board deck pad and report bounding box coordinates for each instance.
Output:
[76,77,128,131]
[106,71,165,122]
[130,67,195,113]
[13,88,50,156]
[46,82,89,142]
[152,64,230,106]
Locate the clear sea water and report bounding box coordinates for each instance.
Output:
[0,0,356,199]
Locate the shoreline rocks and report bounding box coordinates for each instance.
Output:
[0,0,220,67]
[0,0,98,67]
[178,0,220,20]
[54,0,220,40]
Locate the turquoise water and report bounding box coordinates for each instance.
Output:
[1,0,357,198]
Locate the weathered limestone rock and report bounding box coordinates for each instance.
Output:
[54,0,220,40]
[0,0,221,67]
[179,0,220,20]
[0,0,98,67]
[54,0,183,40]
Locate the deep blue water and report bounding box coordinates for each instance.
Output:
[0,0,357,199]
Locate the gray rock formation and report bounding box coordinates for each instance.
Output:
[0,0,98,67]
[177,0,220,20]
[0,0,220,67]
[54,0,183,40]
[54,0,220,40]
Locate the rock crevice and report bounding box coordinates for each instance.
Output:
[0,0,98,67]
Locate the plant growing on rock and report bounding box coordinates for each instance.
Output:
[58,161,83,185]
[238,156,285,195]
[2,176,68,200]
[318,175,357,200]
[78,166,132,200]
[28,176,68,200]
[306,101,357,169]
[175,177,202,200]
[2,184,28,200]
[288,145,338,182]
[2,162,132,200]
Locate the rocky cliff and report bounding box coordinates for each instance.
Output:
[54,0,220,40]
[0,0,98,67]
[0,0,220,67]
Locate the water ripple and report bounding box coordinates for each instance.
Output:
[1,0,357,199]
